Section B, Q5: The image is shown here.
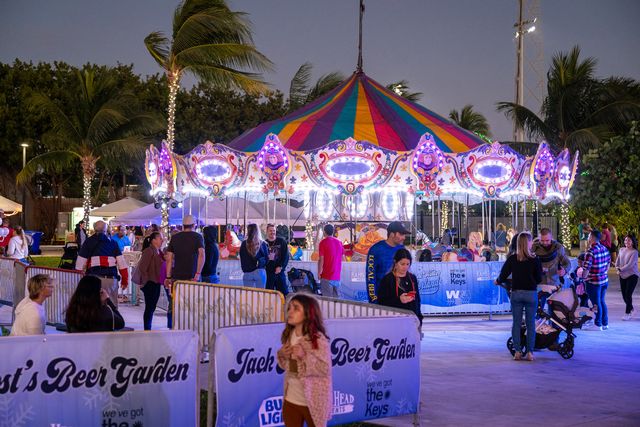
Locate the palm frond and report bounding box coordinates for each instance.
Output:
[188,63,270,94]
[16,151,80,184]
[289,62,313,107]
[175,42,273,74]
[144,31,171,70]
[307,71,345,102]
[449,105,492,137]
[496,101,553,143]
[564,126,610,153]
[386,80,423,102]
[173,7,253,53]
[94,137,149,163]
[28,93,82,145]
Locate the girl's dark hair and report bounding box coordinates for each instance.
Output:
[625,234,638,250]
[142,232,161,250]
[390,248,412,274]
[281,294,328,349]
[65,275,102,332]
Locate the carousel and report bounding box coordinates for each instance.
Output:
[143,71,579,314]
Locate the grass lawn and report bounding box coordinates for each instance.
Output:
[31,256,62,268]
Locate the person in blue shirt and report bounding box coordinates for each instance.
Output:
[366,221,410,303]
[111,226,131,252]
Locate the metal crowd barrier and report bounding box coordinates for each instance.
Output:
[25,266,83,326]
[0,257,19,306]
[172,281,285,352]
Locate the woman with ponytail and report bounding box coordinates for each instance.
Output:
[277,294,332,427]
[7,226,30,263]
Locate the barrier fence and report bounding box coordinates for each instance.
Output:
[0,257,29,325]
[172,281,285,352]
[26,266,83,326]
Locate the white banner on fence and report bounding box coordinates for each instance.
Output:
[0,330,199,427]
[213,317,421,426]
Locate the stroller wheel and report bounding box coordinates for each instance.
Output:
[558,336,575,359]
[506,337,515,356]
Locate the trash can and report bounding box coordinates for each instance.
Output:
[25,231,43,255]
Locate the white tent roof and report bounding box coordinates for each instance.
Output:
[111,197,305,226]
[0,195,22,214]
[91,197,148,217]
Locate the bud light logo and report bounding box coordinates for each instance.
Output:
[333,390,355,415]
[258,396,283,427]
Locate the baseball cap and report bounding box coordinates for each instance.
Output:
[387,221,410,235]
[183,214,196,226]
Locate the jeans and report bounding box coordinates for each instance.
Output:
[165,286,173,329]
[267,271,289,296]
[620,275,637,314]
[243,269,266,288]
[511,290,538,353]
[320,279,341,298]
[140,281,161,330]
[586,282,608,326]
[202,274,220,284]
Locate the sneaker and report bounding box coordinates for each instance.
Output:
[583,324,603,331]
[622,314,631,321]
[525,352,535,361]
[582,320,593,328]
[602,325,609,330]
[513,351,522,361]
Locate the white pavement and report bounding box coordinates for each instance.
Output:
[2,272,639,426]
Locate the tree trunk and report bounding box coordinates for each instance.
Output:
[81,156,97,224]
[166,71,180,150]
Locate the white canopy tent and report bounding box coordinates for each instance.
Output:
[91,197,147,217]
[0,195,22,215]
[111,196,305,227]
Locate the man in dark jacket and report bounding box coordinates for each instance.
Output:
[532,228,570,313]
[265,223,289,296]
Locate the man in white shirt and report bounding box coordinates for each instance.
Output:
[10,274,53,336]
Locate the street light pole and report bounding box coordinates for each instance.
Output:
[513,0,536,143]
[20,143,29,229]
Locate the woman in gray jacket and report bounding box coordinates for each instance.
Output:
[615,234,639,320]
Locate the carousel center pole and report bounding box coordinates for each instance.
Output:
[431,197,435,241]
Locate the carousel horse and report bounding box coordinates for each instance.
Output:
[353,226,385,256]
[219,229,241,259]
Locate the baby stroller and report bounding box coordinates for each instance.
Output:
[504,283,596,360]
[58,242,79,269]
[287,268,321,295]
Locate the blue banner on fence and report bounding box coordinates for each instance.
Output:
[0,330,198,427]
[412,261,510,311]
[213,317,421,426]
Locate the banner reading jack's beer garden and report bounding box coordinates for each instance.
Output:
[0,330,198,427]
[213,317,421,426]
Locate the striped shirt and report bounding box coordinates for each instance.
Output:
[75,233,129,286]
[583,242,610,286]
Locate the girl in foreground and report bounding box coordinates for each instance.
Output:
[277,294,332,427]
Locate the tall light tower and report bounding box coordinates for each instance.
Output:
[513,0,536,142]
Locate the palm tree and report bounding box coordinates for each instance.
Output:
[449,105,492,138]
[287,62,345,112]
[497,45,640,153]
[17,69,162,223]
[386,80,423,102]
[144,0,273,150]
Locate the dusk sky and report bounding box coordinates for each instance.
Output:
[2,0,639,142]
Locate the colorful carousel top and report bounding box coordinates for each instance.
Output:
[228,72,485,153]
[146,133,579,218]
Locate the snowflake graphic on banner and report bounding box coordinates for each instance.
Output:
[83,353,122,413]
[393,396,416,416]
[0,396,35,427]
[221,411,246,427]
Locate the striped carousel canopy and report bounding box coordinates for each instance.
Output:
[229,71,485,153]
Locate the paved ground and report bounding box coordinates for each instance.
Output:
[2,271,639,427]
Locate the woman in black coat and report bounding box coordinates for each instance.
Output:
[376,248,423,326]
[65,275,125,332]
